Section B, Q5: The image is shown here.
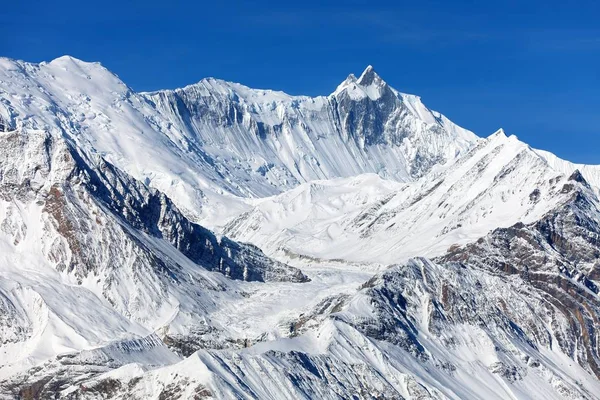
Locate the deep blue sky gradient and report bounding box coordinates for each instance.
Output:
[2,0,599,162]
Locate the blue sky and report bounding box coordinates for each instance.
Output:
[2,0,599,163]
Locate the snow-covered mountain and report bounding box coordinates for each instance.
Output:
[0,57,476,226]
[144,64,476,192]
[0,125,309,383]
[224,129,600,264]
[1,55,600,399]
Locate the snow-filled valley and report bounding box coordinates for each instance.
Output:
[1,56,600,399]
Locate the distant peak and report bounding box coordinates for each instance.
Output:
[568,169,591,188]
[47,55,105,71]
[361,65,375,75]
[332,66,388,100]
[333,73,359,96]
[52,54,77,62]
[357,65,383,86]
[489,128,507,139]
[337,73,357,88]
[50,55,87,65]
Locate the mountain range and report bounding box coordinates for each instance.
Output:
[0,56,599,399]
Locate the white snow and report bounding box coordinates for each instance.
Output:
[1,55,599,399]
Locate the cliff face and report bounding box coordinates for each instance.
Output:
[145,64,476,195]
[440,173,600,379]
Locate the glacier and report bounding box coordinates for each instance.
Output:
[0,56,599,399]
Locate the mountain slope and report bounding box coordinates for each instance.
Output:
[59,175,600,399]
[1,55,600,399]
[0,57,477,226]
[0,125,309,395]
[144,64,476,192]
[224,130,597,264]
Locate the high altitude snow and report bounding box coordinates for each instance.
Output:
[1,56,600,399]
[0,56,478,227]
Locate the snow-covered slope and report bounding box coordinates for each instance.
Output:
[534,148,600,194]
[1,55,600,399]
[0,57,477,226]
[144,64,476,196]
[0,126,310,389]
[224,129,598,264]
[55,174,600,399]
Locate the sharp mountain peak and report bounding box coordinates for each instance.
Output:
[356,64,385,86]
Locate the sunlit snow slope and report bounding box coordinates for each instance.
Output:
[1,56,600,400]
[225,129,600,264]
[0,57,477,226]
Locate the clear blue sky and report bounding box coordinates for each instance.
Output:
[2,0,599,163]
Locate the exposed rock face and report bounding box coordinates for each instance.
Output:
[0,115,10,132]
[143,64,476,198]
[116,177,599,399]
[0,128,308,398]
[3,128,306,284]
[62,228,600,399]
[440,175,600,379]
